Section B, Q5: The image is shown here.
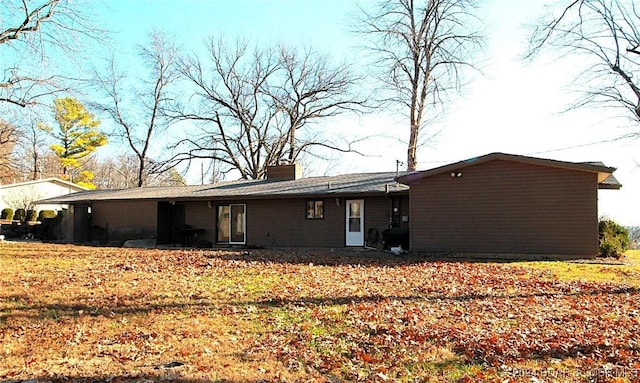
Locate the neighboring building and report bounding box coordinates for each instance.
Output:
[40,153,620,259]
[0,178,89,216]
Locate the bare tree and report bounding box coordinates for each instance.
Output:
[1,0,98,108]
[0,0,95,183]
[90,155,185,189]
[93,32,179,187]
[13,118,50,180]
[269,47,366,163]
[629,225,640,249]
[88,156,136,189]
[0,120,19,182]
[358,0,483,170]
[165,38,366,180]
[528,0,640,129]
[34,152,62,180]
[2,186,45,222]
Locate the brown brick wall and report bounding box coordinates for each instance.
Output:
[184,201,216,243]
[266,164,303,181]
[246,198,343,247]
[364,196,395,244]
[85,195,404,247]
[91,200,157,241]
[241,196,395,248]
[409,160,599,257]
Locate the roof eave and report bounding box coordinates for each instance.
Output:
[37,188,410,205]
[598,183,622,190]
[397,153,619,185]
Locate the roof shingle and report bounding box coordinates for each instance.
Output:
[40,172,409,204]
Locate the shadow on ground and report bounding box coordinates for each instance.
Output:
[208,247,541,267]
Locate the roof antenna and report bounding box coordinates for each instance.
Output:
[396,160,404,185]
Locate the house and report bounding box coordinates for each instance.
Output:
[41,164,410,248]
[396,153,620,259]
[0,177,89,217]
[40,153,620,259]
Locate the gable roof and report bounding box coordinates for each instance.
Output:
[40,172,409,204]
[396,152,620,189]
[0,177,89,192]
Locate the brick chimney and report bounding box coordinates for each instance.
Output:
[266,163,303,181]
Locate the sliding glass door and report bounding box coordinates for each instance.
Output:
[217,204,246,244]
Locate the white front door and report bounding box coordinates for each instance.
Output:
[346,199,364,246]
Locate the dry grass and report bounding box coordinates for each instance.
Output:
[0,243,311,382]
[1,242,639,382]
[625,249,640,263]
[515,250,640,287]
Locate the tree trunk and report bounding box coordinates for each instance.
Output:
[407,121,419,171]
[30,152,39,180]
[137,158,145,187]
[287,127,296,163]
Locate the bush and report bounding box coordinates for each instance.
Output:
[599,218,629,258]
[14,209,25,222]
[38,210,58,221]
[26,210,38,222]
[1,208,14,220]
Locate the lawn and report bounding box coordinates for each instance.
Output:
[1,243,639,383]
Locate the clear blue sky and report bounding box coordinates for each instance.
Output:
[87,0,638,225]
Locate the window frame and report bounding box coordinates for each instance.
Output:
[216,203,246,244]
[305,199,324,220]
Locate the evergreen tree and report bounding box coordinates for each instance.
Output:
[39,97,107,189]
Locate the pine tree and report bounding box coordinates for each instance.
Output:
[39,97,107,189]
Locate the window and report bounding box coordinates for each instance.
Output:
[306,200,324,219]
[348,201,361,232]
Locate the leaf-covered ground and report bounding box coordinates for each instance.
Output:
[1,242,639,382]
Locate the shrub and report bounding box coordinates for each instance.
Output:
[38,210,58,221]
[26,210,38,222]
[1,208,14,220]
[14,209,26,222]
[599,218,629,258]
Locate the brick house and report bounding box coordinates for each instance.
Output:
[44,165,409,249]
[396,153,620,259]
[41,153,619,259]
